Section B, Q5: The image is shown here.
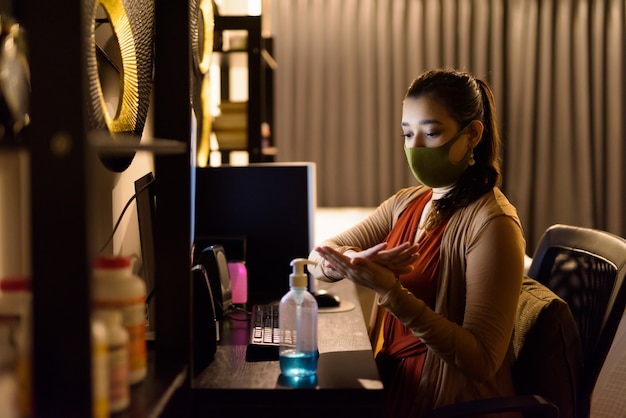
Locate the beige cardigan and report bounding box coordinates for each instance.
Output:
[309,186,525,415]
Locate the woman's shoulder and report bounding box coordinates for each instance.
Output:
[465,187,522,228]
[478,187,517,214]
[445,188,524,249]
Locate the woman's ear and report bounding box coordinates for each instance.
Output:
[468,120,484,147]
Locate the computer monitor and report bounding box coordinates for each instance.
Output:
[134,172,157,337]
[194,163,316,305]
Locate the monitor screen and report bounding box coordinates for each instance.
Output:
[135,172,157,337]
[194,163,316,305]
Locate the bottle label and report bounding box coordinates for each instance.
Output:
[93,295,145,310]
[108,343,129,412]
[92,328,109,418]
[92,299,146,381]
[126,321,147,372]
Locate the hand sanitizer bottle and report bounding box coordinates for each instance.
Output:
[279,258,318,377]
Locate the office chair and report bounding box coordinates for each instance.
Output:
[429,224,626,418]
[527,224,626,417]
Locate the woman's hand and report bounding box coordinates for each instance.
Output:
[315,243,418,295]
[348,241,419,276]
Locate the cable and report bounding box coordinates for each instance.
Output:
[226,305,251,321]
[97,176,156,255]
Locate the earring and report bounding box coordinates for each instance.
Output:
[468,150,475,166]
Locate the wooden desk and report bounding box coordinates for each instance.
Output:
[191,279,384,417]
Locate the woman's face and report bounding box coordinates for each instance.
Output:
[401,96,471,164]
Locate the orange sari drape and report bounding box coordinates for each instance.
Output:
[374,191,447,418]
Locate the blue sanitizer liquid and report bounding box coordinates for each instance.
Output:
[279,350,319,377]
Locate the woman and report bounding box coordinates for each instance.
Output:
[309,69,525,417]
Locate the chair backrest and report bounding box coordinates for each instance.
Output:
[527,224,626,417]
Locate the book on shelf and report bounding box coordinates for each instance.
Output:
[215,130,247,150]
[219,101,247,113]
[213,113,247,131]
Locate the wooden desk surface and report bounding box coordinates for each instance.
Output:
[191,279,384,417]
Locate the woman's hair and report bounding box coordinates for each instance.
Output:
[405,68,503,230]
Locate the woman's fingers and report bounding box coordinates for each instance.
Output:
[375,242,419,273]
[315,246,352,275]
[316,242,419,278]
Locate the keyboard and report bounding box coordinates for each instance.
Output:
[245,303,280,361]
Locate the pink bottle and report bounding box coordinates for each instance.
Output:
[227,261,247,306]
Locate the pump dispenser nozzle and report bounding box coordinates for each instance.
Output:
[289,258,316,288]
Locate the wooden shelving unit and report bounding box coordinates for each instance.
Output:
[7,3,276,416]
[20,1,192,416]
[212,14,275,163]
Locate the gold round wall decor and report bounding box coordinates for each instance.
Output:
[198,0,215,75]
[95,0,139,133]
[84,0,154,172]
[190,0,215,167]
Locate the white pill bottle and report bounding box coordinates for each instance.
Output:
[92,255,147,384]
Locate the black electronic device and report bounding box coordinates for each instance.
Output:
[191,264,218,375]
[195,244,233,318]
[314,289,341,308]
[194,163,316,305]
[245,303,280,361]
[134,172,157,339]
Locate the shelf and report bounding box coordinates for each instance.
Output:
[211,14,274,163]
[15,4,275,416]
[22,1,193,416]
[89,132,188,155]
[117,349,188,418]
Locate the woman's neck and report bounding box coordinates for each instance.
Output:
[416,185,454,241]
[431,184,454,201]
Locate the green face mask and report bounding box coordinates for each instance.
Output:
[404,123,473,188]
